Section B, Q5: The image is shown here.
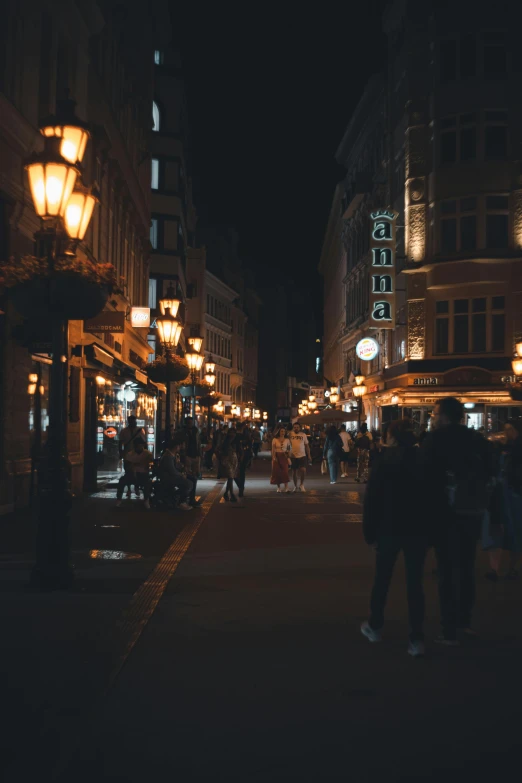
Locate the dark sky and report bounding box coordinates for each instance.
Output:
[176,4,388,318]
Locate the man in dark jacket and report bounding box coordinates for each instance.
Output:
[362,419,428,657]
[182,416,201,506]
[421,396,493,645]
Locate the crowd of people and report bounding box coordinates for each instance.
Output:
[360,397,522,656]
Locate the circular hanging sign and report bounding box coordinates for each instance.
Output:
[104,427,118,439]
[356,337,379,362]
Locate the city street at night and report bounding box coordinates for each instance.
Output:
[2,456,521,781]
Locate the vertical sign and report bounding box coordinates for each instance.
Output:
[369,210,397,329]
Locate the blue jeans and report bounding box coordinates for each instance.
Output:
[326,450,339,482]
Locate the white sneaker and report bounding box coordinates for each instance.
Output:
[115,500,122,508]
[330,481,336,485]
[143,499,150,510]
[341,473,346,478]
[285,489,291,493]
[360,621,381,643]
[407,640,425,657]
[300,485,306,492]
[276,488,281,493]
[292,487,298,493]
[179,502,193,511]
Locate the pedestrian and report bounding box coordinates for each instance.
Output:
[158,438,194,511]
[251,424,262,459]
[289,421,311,492]
[220,427,239,502]
[235,423,253,498]
[181,416,202,505]
[355,423,372,483]
[361,419,428,656]
[421,397,493,644]
[323,425,343,484]
[116,438,152,508]
[270,426,292,492]
[118,415,146,498]
[339,425,352,478]
[484,420,522,580]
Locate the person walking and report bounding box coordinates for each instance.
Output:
[116,438,152,508]
[235,423,253,498]
[289,422,311,492]
[270,426,292,492]
[421,397,493,644]
[360,419,428,656]
[355,423,372,483]
[118,415,146,498]
[220,427,240,502]
[251,424,262,459]
[339,425,352,478]
[158,438,194,511]
[323,425,343,484]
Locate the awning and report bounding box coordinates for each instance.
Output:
[135,369,149,385]
[84,343,114,368]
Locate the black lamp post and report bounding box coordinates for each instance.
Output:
[25,105,97,589]
[156,286,182,444]
[186,337,204,421]
[204,355,216,429]
[352,370,366,429]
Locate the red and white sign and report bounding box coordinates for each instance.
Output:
[356,337,379,362]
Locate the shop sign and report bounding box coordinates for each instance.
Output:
[368,384,379,393]
[131,307,150,328]
[309,387,325,403]
[501,375,517,384]
[84,311,125,333]
[356,337,379,362]
[411,377,439,386]
[369,210,397,329]
[104,427,118,438]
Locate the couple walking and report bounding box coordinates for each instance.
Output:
[361,397,493,657]
[271,422,311,492]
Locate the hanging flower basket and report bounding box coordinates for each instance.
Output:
[1,255,119,320]
[147,355,189,384]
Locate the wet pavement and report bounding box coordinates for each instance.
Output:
[2,455,522,781]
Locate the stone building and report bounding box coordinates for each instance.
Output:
[0,0,159,510]
[321,1,522,433]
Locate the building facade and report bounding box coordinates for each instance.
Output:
[322,2,522,433]
[0,1,158,510]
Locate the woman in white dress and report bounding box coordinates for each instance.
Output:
[270,427,292,492]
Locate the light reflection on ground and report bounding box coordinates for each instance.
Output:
[88,549,142,561]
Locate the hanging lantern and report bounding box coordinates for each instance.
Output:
[64,187,98,240]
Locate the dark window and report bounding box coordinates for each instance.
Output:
[441,132,457,163]
[486,195,508,210]
[460,34,476,78]
[492,295,505,310]
[484,44,507,78]
[472,298,487,313]
[485,110,507,122]
[485,125,507,158]
[440,39,457,81]
[461,216,476,250]
[455,299,469,314]
[454,315,469,352]
[492,314,505,351]
[441,199,457,215]
[486,214,509,247]
[436,318,449,353]
[461,196,476,211]
[436,300,449,314]
[460,127,476,160]
[440,116,456,129]
[441,219,457,252]
[472,314,487,352]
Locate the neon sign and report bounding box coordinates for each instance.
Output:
[369,210,397,329]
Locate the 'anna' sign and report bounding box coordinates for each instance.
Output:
[369,210,397,330]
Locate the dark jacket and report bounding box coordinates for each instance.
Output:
[159,450,185,482]
[363,434,426,544]
[323,434,343,459]
[420,424,494,523]
[182,426,201,458]
[504,438,522,494]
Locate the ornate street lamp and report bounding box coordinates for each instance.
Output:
[188,336,203,353]
[25,104,97,589]
[186,349,204,419]
[156,288,183,443]
[204,356,216,427]
[352,374,366,429]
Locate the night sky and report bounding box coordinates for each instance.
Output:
[176,4,387,321]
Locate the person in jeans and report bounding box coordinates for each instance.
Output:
[421,397,493,645]
[235,423,253,498]
[323,425,343,484]
[116,438,152,508]
[182,416,201,503]
[118,415,146,498]
[361,419,428,657]
[158,438,194,511]
[339,425,352,478]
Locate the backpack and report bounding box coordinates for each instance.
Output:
[445,450,488,518]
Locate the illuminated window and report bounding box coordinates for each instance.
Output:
[152,101,160,132]
[148,278,157,309]
[154,50,163,65]
[150,219,158,249]
[151,158,159,189]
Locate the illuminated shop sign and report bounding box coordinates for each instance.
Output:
[411,377,439,386]
[369,210,397,329]
[356,337,379,362]
[131,307,151,328]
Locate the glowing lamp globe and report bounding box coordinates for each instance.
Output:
[354,372,365,386]
[64,189,98,239]
[205,373,216,386]
[512,357,522,376]
[352,384,366,398]
[159,285,181,317]
[26,152,78,218]
[188,336,203,353]
[205,356,216,375]
[515,341,522,358]
[156,316,182,348]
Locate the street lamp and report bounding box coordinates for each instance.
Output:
[204,356,216,427]
[186,349,204,419]
[156,287,183,443]
[512,356,522,376]
[188,336,203,353]
[307,394,317,411]
[25,106,96,589]
[352,371,366,428]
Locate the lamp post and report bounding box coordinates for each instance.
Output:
[25,103,97,589]
[204,355,216,428]
[156,285,182,443]
[185,349,204,420]
[352,370,366,429]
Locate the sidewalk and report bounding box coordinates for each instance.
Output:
[3,456,522,781]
